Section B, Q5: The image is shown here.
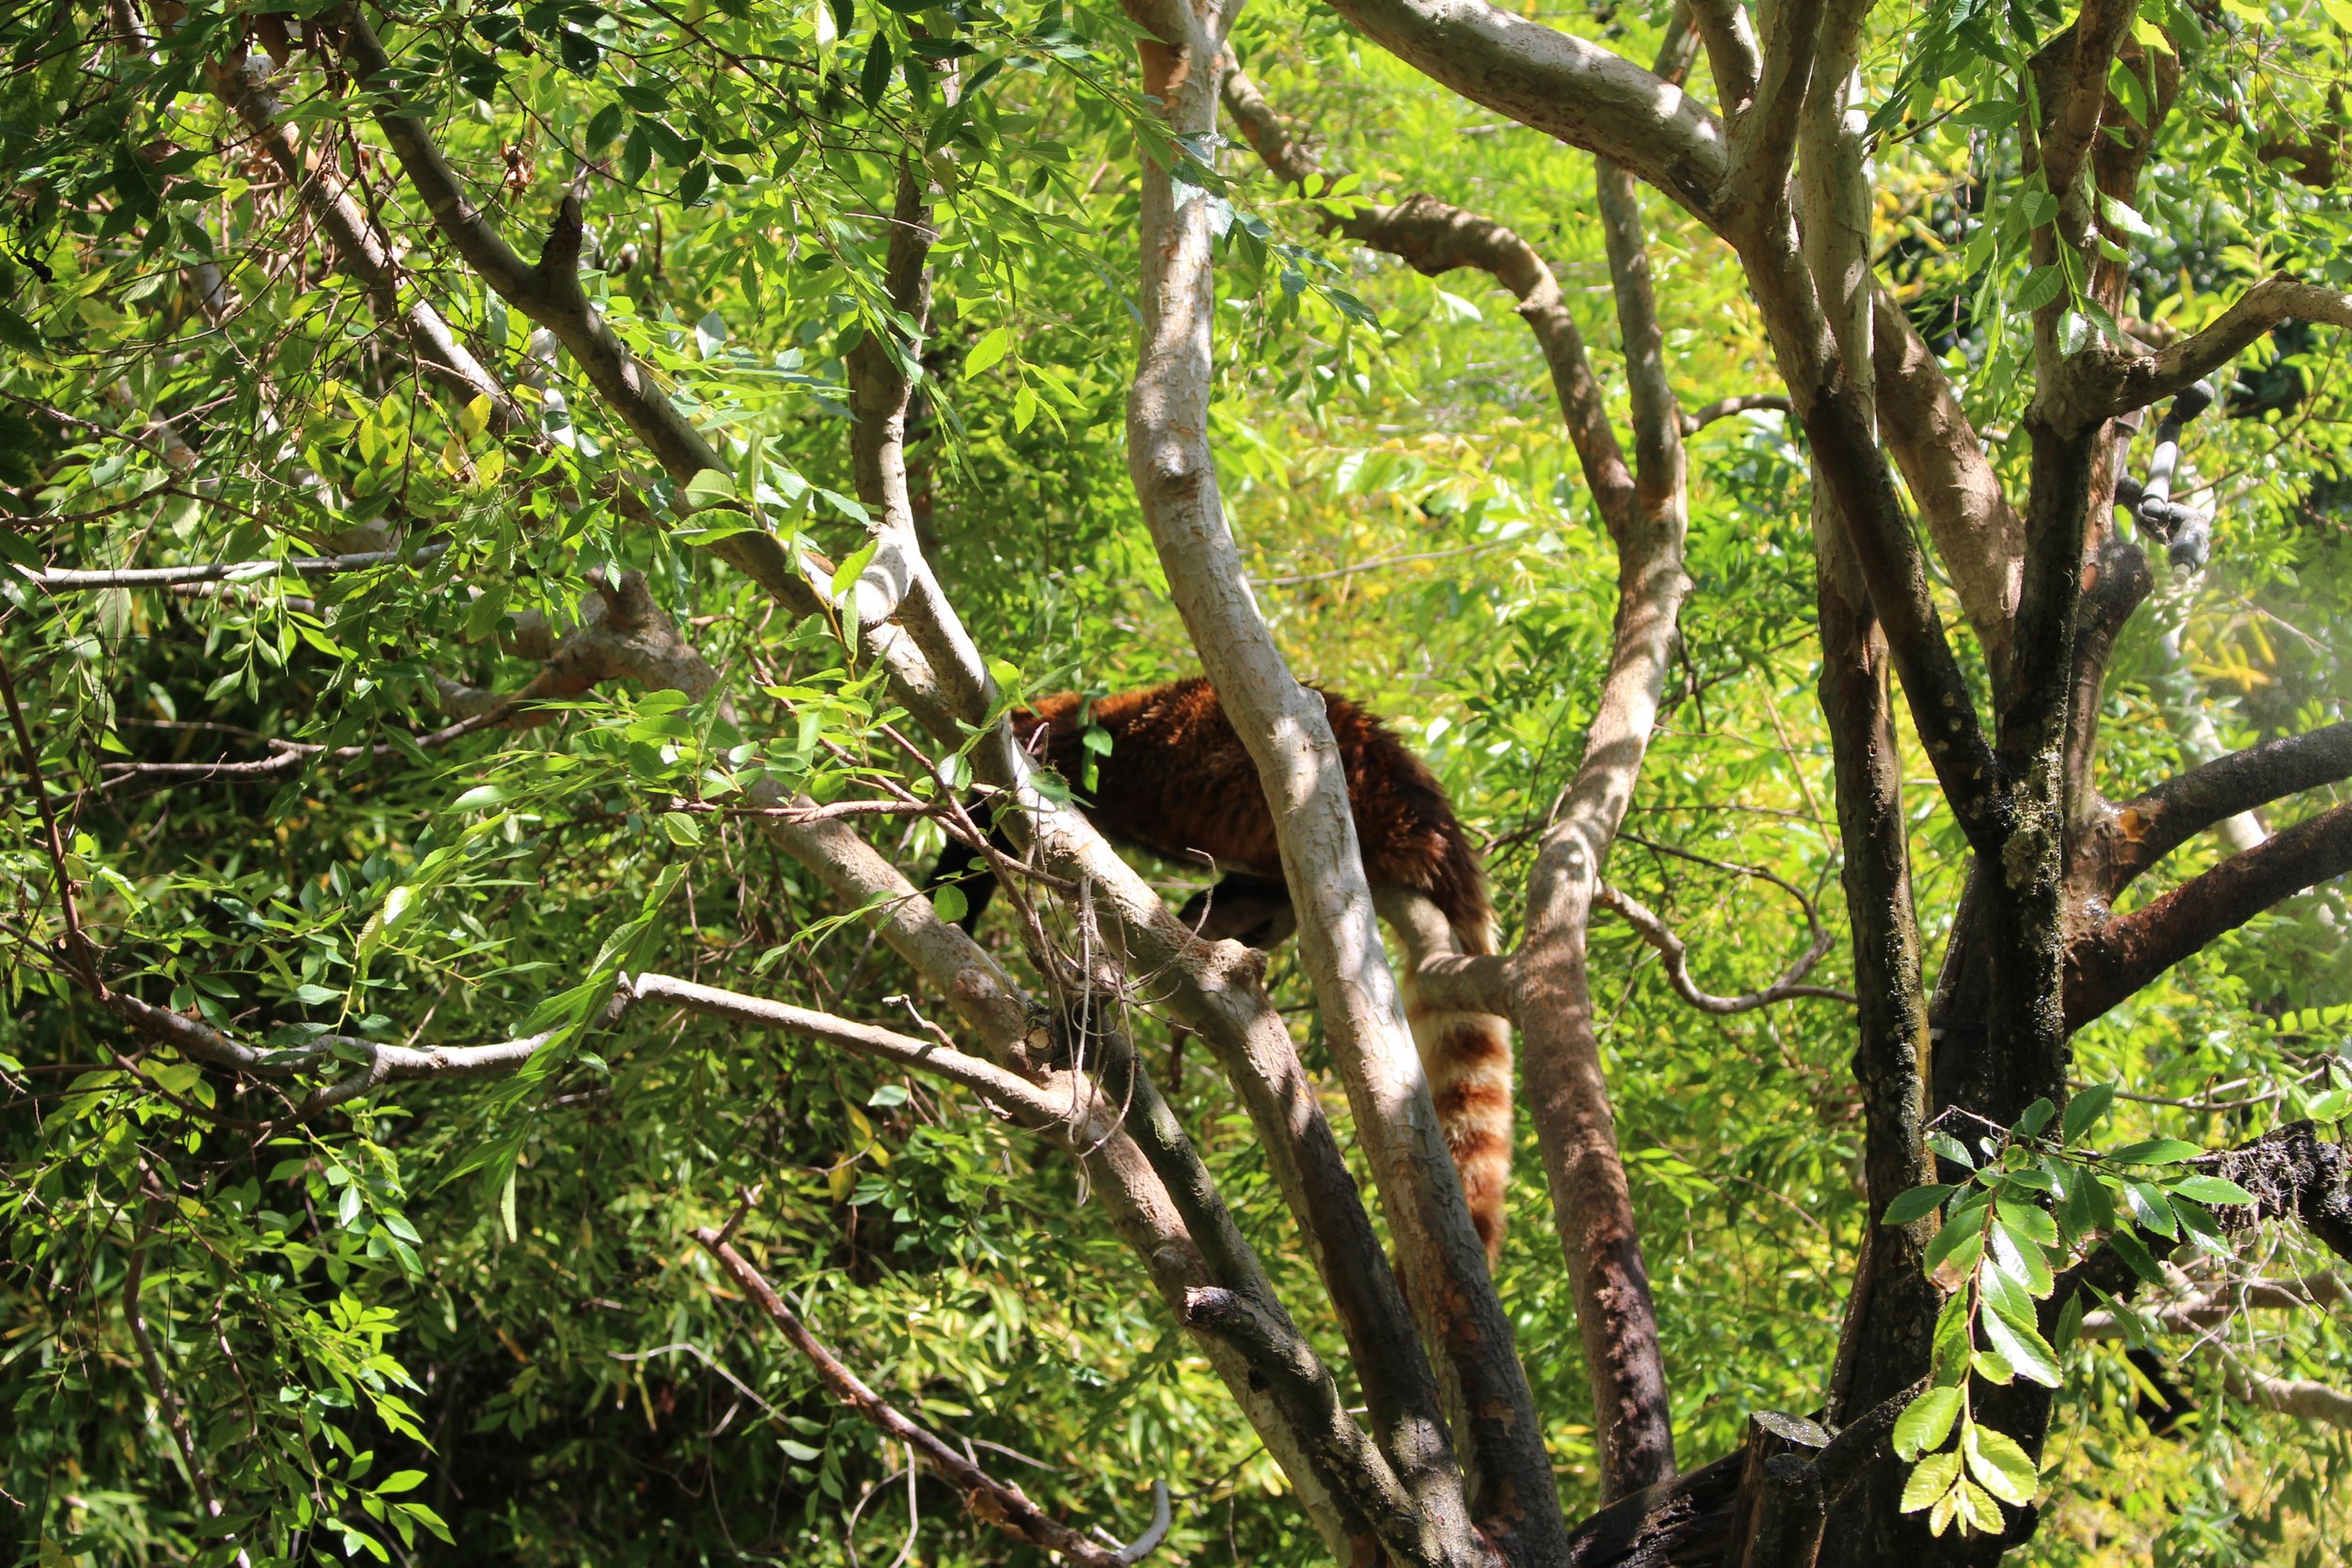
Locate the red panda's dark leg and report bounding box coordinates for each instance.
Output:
[925,814,1014,934]
[1178,873,1296,949]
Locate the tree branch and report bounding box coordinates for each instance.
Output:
[26,541,449,591]
[691,1224,1157,1567]
[1124,7,1514,1557]
[208,53,520,425]
[1726,0,1823,213]
[2097,721,2352,895]
[2035,0,2141,203]
[1313,0,1729,221]
[1868,281,2025,677]
[1597,881,1853,1014]
[1220,62,1638,534]
[1509,32,1696,1487]
[2065,801,2352,1031]
[2102,275,2352,419]
[1687,0,1760,118]
[1680,393,1791,433]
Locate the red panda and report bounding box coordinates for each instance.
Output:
[940,676,1514,1266]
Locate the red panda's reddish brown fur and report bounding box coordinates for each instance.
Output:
[1015,677,1514,1266]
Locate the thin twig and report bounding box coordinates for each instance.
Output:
[691,1227,1162,1566]
[0,649,103,992]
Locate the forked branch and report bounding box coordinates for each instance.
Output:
[2099,721,2352,895]
[2103,275,2352,418]
[1597,881,1854,1014]
[2066,802,2352,1030]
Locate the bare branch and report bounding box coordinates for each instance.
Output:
[2065,801,2352,1032]
[1869,281,2025,674]
[1597,882,1853,1014]
[336,11,827,626]
[2103,275,2352,419]
[1688,0,1760,116]
[1315,0,1729,222]
[209,54,520,424]
[1127,9,1512,1557]
[691,1226,1149,1568]
[2035,0,2142,206]
[2098,721,2352,895]
[1221,63,1638,535]
[1680,393,1791,432]
[2076,1275,2349,1336]
[26,542,449,592]
[1727,0,1824,211]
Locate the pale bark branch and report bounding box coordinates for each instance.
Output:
[26,542,449,591]
[2215,1355,2352,1430]
[1869,281,2025,675]
[1124,7,1518,1559]
[209,54,520,425]
[2076,1275,2348,1337]
[1688,0,1760,117]
[1314,0,1729,221]
[1509,93,1692,1496]
[2101,275,2352,419]
[1221,63,1638,534]
[1726,0,1824,210]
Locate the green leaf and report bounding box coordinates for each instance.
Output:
[660,811,704,847]
[829,539,881,603]
[2061,1084,2115,1145]
[860,33,894,106]
[1929,1131,1976,1169]
[2107,1138,2202,1166]
[1894,1386,1963,1461]
[685,468,739,510]
[375,1471,426,1496]
[2012,1097,2056,1139]
[1979,1301,2063,1387]
[2013,263,2066,312]
[2122,1180,2180,1239]
[1963,1423,2039,1507]
[1987,1221,2054,1298]
[868,1083,909,1108]
[1885,1183,1959,1227]
[965,325,1012,375]
[1994,1198,2058,1247]
[2164,1174,2256,1208]
[2106,1227,2163,1283]
[930,882,968,924]
[1900,1448,1963,1513]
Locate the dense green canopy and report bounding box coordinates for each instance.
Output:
[3,0,2349,1564]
